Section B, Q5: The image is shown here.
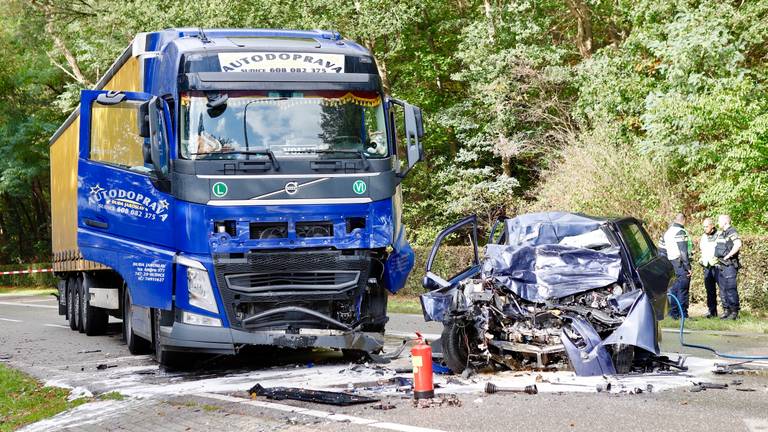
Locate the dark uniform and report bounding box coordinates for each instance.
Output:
[715,226,741,317]
[663,223,692,319]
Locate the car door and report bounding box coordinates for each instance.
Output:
[77,90,176,308]
[422,215,481,291]
[612,218,673,320]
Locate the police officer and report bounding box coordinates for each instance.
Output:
[663,213,693,319]
[699,218,719,318]
[715,214,742,320]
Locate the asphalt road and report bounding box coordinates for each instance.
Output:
[1,293,767,432]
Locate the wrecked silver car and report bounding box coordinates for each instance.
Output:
[420,212,674,376]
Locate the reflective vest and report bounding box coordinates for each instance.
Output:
[663,224,691,261]
[699,232,718,267]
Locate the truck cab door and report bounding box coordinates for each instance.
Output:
[77,90,176,309]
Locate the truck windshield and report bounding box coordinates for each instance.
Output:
[179,90,388,160]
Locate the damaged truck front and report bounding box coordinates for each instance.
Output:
[420,212,674,376]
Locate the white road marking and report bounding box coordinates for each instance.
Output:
[197,392,447,432]
[744,418,768,432]
[0,301,57,309]
[20,298,58,303]
[0,317,22,322]
[43,324,70,329]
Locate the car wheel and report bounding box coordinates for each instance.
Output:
[612,344,635,374]
[122,287,151,354]
[67,277,78,331]
[152,308,182,369]
[441,320,475,374]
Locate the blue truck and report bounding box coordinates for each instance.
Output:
[49,28,424,366]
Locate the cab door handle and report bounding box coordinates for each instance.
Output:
[84,218,108,229]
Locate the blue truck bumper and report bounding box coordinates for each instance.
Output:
[159,322,385,355]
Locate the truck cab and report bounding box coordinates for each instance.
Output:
[50,29,424,366]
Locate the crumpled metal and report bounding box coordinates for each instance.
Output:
[483,243,622,303]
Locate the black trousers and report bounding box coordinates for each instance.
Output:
[717,264,740,312]
[668,259,690,318]
[703,266,718,315]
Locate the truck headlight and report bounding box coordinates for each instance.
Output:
[181,311,221,327]
[187,267,219,313]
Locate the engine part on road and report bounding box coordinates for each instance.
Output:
[248,383,379,406]
[484,383,538,395]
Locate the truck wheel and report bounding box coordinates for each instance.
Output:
[75,277,85,333]
[67,277,78,331]
[122,287,151,354]
[441,320,475,374]
[82,275,109,336]
[152,309,182,369]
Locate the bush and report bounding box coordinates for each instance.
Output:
[526,130,684,236]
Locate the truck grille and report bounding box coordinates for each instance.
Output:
[212,250,371,331]
[225,271,359,293]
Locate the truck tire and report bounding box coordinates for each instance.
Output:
[67,277,78,331]
[75,277,85,333]
[152,309,183,369]
[612,344,635,374]
[82,275,109,336]
[122,287,151,354]
[441,320,474,374]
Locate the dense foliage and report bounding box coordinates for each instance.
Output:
[0,0,766,263]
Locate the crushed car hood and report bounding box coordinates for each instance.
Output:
[483,212,621,303]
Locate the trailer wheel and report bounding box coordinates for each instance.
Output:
[75,277,85,333]
[152,309,182,369]
[441,320,475,374]
[67,277,78,331]
[122,287,151,354]
[82,274,109,336]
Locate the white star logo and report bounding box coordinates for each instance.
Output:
[89,184,105,197]
[157,199,169,214]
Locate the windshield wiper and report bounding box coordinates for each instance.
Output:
[296,149,370,171]
[189,149,280,170]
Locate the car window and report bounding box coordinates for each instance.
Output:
[618,222,655,268]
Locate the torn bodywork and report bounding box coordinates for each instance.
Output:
[421,212,673,376]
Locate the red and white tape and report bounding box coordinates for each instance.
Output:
[0,268,53,276]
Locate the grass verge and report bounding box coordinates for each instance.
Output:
[0,364,86,431]
[388,296,423,315]
[660,311,768,334]
[0,287,56,297]
[389,296,768,334]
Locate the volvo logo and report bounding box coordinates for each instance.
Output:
[284,181,299,195]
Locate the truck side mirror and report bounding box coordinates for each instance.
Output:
[390,98,425,178]
[138,101,150,138]
[147,97,169,180]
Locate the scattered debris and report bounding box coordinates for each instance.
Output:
[690,382,728,392]
[0,353,11,362]
[249,384,379,406]
[736,388,756,392]
[596,383,612,393]
[413,394,462,408]
[485,382,538,395]
[372,401,396,410]
[78,349,102,354]
[96,364,117,370]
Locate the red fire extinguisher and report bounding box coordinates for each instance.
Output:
[411,332,434,399]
